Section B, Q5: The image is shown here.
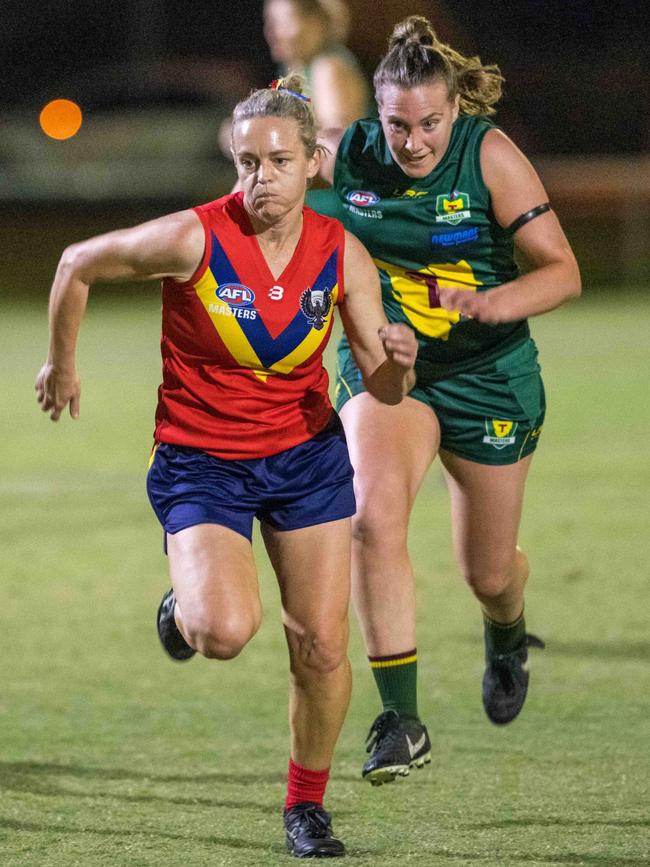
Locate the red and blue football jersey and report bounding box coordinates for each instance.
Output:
[154,193,346,459]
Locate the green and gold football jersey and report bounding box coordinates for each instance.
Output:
[329,114,529,378]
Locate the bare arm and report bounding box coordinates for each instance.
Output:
[310,55,368,131]
[439,129,581,323]
[339,231,417,405]
[35,209,205,420]
[317,127,345,186]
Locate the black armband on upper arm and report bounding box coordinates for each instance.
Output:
[507,203,551,235]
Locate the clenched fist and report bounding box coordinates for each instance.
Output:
[378,323,418,370]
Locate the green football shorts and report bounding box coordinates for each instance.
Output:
[335,337,546,466]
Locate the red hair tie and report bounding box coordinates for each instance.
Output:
[268,79,311,102]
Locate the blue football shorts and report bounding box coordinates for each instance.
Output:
[146,412,356,543]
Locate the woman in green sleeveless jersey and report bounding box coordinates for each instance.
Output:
[221,2,370,165]
[263,0,370,130]
[316,15,581,785]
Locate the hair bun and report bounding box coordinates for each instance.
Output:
[276,72,306,95]
[389,15,436,49]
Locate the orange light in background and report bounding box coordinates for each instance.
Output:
[39,99,83,140]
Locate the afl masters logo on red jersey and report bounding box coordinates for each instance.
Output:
[216,283,255,306]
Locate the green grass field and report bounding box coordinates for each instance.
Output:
[1,290,649,866]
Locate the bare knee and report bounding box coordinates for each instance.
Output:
[185,609,260,660]
[464,568,511,600]
[462,548,529,600]
[351,499,407,550]
[291,628,348,677]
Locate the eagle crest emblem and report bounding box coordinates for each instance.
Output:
[299,285,332,330]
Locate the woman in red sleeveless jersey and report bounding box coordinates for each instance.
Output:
[35,75,417,858]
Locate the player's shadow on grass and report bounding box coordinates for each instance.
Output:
[0,817,286,854]
[458,636,650,663]
[4,759,364,789]
[0,759,279,786]
[0,760,353,820]
[547,639,650,662]
[3,819,636,866]
[0,760,279,815]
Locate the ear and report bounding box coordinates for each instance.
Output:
[224,117,238,164]
[306,148,321,181]
[451,93,460,121]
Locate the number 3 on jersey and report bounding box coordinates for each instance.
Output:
[269,285,284,301]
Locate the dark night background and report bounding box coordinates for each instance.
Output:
[2,0,648,154]
[1,0,648,288]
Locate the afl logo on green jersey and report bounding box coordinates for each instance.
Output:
[346,190,380,207]
[435,191,471,226]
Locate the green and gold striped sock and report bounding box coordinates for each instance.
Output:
[369,649,419,720]
[483,611,526,657]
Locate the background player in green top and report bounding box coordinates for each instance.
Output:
[263,0,370,130]
[315,15,581,785]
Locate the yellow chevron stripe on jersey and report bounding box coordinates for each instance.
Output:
[269,282,339,375]
[194,269,339,381]
[374,258,482,340]
[194,268,267,376]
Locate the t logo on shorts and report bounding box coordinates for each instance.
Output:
[493,420,513,437]
[483,419,517,449]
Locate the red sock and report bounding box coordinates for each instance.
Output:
[285,757,330,810]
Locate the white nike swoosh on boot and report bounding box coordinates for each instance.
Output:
[406,732,426,758]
